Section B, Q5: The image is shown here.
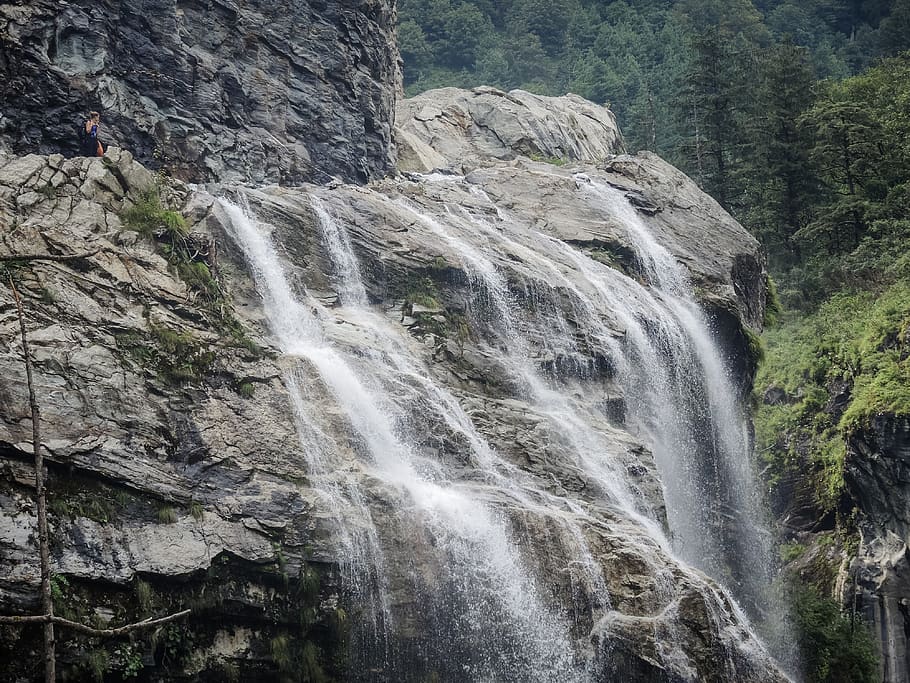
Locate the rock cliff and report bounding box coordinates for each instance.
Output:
[0,83,786,681]
[845,416,910,682]
[0,0,399,184]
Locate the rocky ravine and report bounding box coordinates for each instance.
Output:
[0,87,785,682]
[0,0,399,184]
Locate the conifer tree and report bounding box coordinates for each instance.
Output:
[742,40,818,267]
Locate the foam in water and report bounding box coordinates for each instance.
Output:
[217,176,793,680]
[219,197,584,682]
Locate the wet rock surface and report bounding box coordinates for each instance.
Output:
[846,416,910,683]
[1,89,783,681]
[0,0,399,184]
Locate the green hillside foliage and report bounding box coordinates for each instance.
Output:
[399,0,910,165]
[790,584,879,683]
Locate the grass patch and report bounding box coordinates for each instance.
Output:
[529,152,568,166]
[157,505,178,524]
[189,500,204,521]
[755,277,910,510]
[403,275,442,310]
[121,189,187,238]
[135,578,154,613]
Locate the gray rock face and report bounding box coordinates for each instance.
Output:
[1,91,782,681]
[0,150,344,678]
[396,86,624,172]
[0,0,399,183]
[846,416,910,683]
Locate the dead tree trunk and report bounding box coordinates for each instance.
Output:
[3,261,190,682]
[9,274,55,683]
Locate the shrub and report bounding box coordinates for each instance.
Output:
[157,505,178,524]
[790,584,878,683]
[121,189,187,238]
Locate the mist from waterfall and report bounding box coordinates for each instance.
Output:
[217,175,793,681]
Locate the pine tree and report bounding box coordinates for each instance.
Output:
[798,92,884,253]
[742,40,819,267]
[677,30,749,211]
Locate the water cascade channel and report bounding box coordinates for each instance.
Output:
[216,167,793,681]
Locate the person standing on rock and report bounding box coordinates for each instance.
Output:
[81,111,104,157]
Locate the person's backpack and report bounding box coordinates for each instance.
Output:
[77,120,87,143]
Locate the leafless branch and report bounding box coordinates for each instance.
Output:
[0,249,99,263]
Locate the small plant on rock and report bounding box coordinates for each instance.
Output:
[157,505,178,524]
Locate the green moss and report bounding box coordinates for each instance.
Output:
[744,325,767,366]
[780,542,806,563]
[405,275,442,309]
[764,274,782,327]
[238,381,255,398]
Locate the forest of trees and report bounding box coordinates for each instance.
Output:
[399,3,910,681]
[399,0,909,294]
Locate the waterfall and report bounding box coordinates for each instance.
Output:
[216,175,790,681]
[219,197,588,682]
[408,171,795,668]
[578,180,781,616]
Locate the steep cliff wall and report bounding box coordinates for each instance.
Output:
[0,87,784,680]
[0,0,399,184]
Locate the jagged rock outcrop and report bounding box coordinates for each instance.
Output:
[0,0,399,184]
[396,86,624,173]
[0,150,347,679]
[846,416,910,683]
[0,90,786,682]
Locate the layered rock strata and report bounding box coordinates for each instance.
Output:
[0,0,399,184]
[1,87,784,681]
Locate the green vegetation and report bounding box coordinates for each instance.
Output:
[403,274,443,310]
[399,0,909,163]
[116,323,216,386]
[789,584,878,683]
[120,184,266,368]
[121,189,187,238]
[50,574,70,605]
[134,578,154,613]
[189,500,205,520]
[756,280,910,510]
[156,505,178,524]
[83,649,110,682]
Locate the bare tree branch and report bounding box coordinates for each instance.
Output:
[3,259,191,681]
[0,250,99,263]
[8,274,55,683]
[0,609,192,636]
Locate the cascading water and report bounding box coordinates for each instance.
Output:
[219,197,586,682]
[397,171,795,670]
[577,179,784,624]
[216,167,793,681]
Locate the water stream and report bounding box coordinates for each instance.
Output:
[216,171,791,680]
